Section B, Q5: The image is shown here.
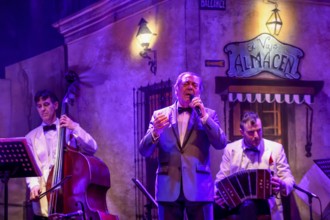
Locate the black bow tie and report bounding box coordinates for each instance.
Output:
[43,124,56,132]
[178,107,192,114]
[244,147,259,153]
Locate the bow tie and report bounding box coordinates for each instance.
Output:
[43,124,56,132]
[244,147,259,153]
[178,107,192,114]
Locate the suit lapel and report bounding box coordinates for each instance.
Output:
[259,139,272,169]
[233,140,244,171]
[169,103,182,150]
[35,126,46,147]
[34,126,48,172]
[181,110,197,150]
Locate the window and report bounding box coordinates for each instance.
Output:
[230,101,287,145]
[133,80,172,220]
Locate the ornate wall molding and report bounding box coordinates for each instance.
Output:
[53,0,168,43]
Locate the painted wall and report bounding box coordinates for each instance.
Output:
[1,0,330,219]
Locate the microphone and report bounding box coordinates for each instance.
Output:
[293,184,318,198]
[189,94,202,117]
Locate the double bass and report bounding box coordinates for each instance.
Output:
[46,72,119,220]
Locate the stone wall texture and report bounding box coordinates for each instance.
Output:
[1,0,330,219]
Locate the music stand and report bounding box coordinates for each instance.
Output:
[314,158,330,179]
[0,137,42,220]
[310,158,330,220]
[132,178,158,220]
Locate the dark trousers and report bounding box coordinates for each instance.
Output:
[158,200,213,220]
[33,215,48,220]
[158,178,213,220]
[214,199,270,220]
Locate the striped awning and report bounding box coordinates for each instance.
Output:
[228,93,313,104]
[215,77,324,105]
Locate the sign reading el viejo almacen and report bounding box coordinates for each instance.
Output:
[224,33,304,79]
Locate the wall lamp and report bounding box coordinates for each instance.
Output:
[266,1,283,36]
[136,18,157,75]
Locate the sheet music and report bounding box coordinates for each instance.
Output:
[314,158,330,179]
[0,137,41,178]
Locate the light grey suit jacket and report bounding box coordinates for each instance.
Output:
[139,102,227,202]
[215,138,295,220]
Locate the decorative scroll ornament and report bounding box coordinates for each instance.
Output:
[224,33,304,79]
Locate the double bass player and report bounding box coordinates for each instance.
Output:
[26,89,98,219]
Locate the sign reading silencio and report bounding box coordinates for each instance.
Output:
[224,33,304,79]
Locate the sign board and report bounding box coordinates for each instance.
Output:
[205,60,225,67]
[200,0,226,10]
[224,33,304,79]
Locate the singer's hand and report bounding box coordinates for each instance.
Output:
[152,112,170,136]
[190,96,206,117]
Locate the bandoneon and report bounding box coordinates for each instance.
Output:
[216,169,272,209]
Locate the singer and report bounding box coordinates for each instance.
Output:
[139,71,227,220]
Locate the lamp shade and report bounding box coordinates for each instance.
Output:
[136,18,153,48]
[266,8,283,35]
